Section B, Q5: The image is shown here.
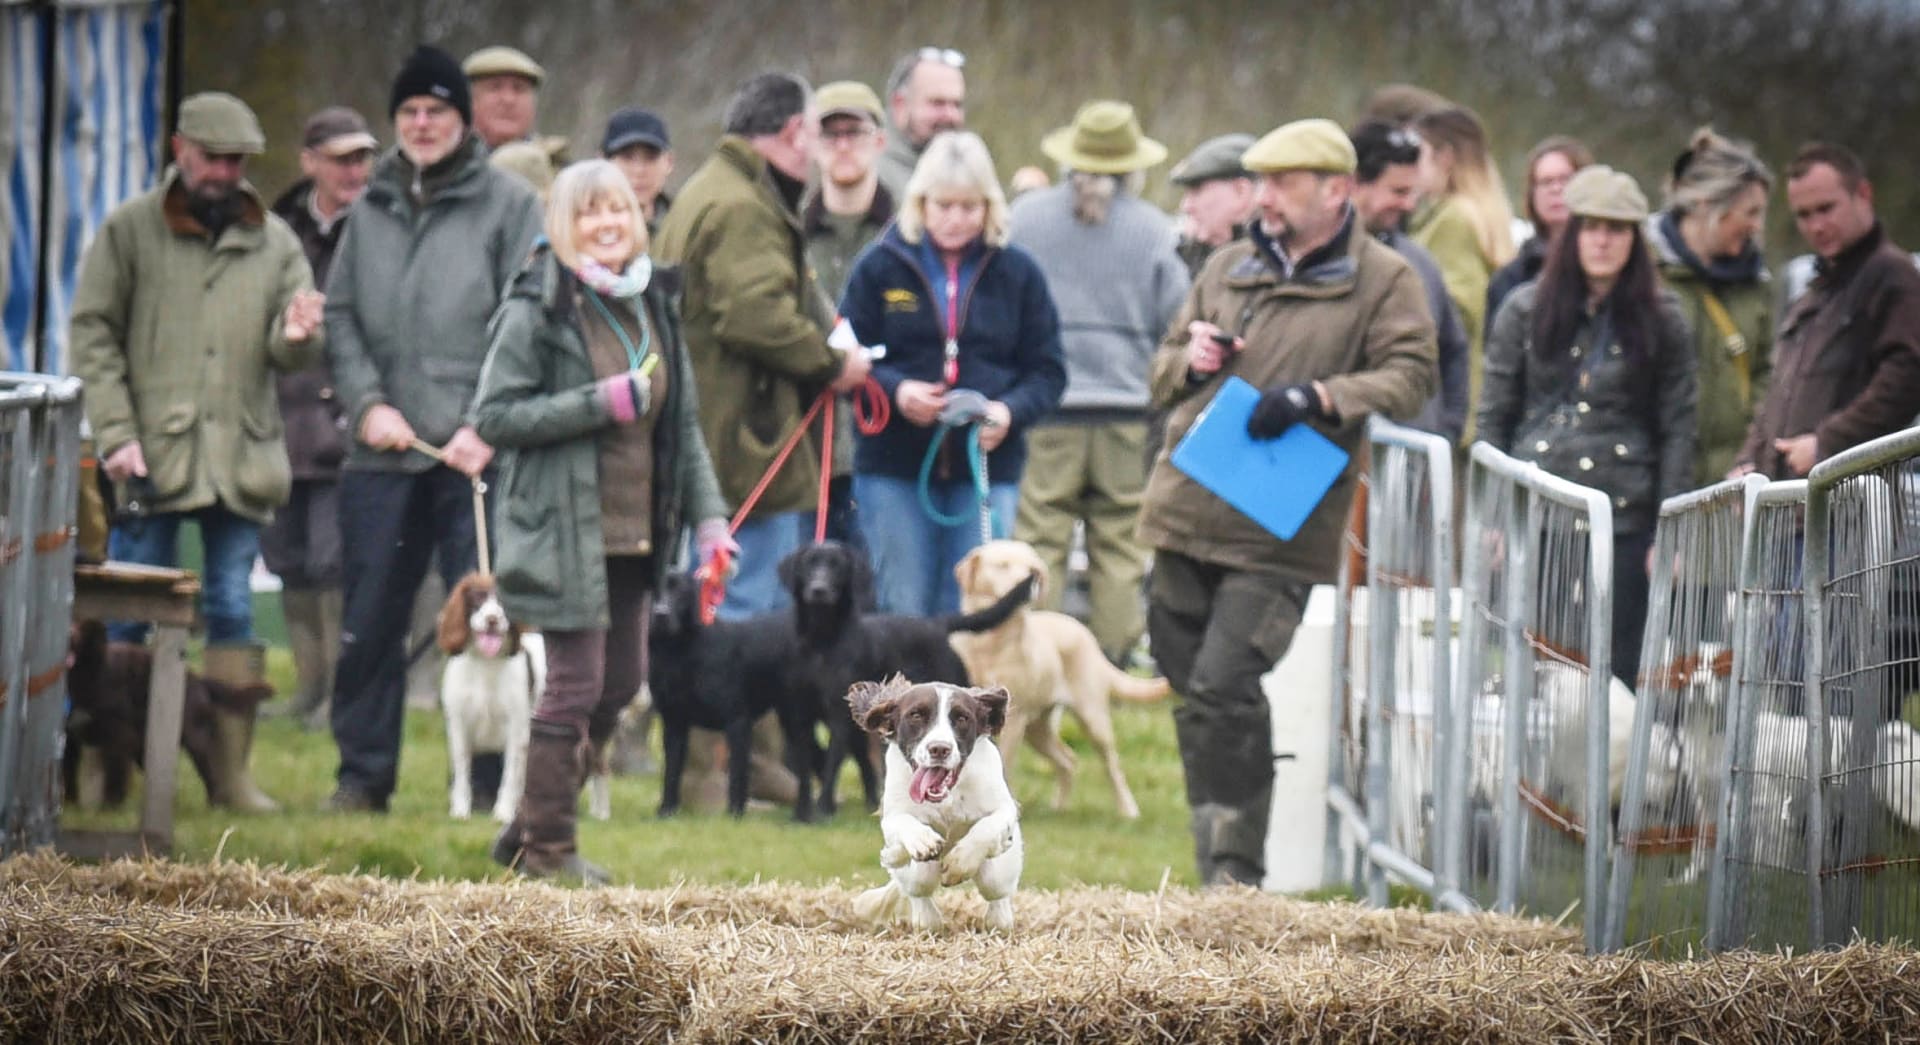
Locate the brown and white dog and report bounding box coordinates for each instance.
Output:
[849,676,1023,932]
[436,573,548,822]
[950,540,1171,819]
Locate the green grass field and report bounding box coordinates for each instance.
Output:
[65,645,1219,892]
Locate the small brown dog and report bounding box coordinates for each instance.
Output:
[63,619,273,808]
[949,540,1171,819]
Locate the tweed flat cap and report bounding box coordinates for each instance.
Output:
[1563,164,1649,223]
[177,92,266,155]
[462,45,544,85]
[1242,118,1357,175]
[1170,133,1256,186]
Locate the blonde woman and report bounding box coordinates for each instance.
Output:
[838,130,1066,614]
[474,159,732,882]
[1411,106,1518,441]
[1647,127,1775,484]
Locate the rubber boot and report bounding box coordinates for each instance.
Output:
[312,588,342,731]
[281,587,337,730]
[202,642,281,813]
[498,719,609,885]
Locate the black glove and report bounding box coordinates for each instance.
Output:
[1245,382,1327,439]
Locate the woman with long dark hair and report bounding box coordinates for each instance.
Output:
[1478,165,1697,688]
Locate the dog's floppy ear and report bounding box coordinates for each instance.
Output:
[848,673,913,738]
[972,685,1011,736]
[852,546,876,611]
[777,546,805,596]
[953,547,980,595]
[436,575,477,654]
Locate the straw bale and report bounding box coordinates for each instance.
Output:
[7,855,1919,1043]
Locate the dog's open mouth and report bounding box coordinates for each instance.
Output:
[475,631,505,657]
[909,764,962,804]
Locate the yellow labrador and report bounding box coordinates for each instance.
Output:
[950,540,1171,819]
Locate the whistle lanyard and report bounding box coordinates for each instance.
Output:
[584,286,652,370]
[942,256,961,386]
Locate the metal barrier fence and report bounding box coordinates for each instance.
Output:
[0,374,83,857]
[1606,475,1765,954]
[1321,419,1468,911]
[1454,441,1615,950]
[1806,427,1920,949]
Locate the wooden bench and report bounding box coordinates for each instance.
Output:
[55,562,199,860]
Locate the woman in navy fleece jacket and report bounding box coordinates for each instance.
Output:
[838,131,1065,615]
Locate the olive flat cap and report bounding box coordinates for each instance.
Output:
[1563,164,1649,223]
[1170,133,1256,186]
[1242,118,1357,175]
[177,91,266,154]
[815,80,885,125]
[462,45,544,85]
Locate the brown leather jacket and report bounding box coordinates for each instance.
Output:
[1738,223,1920,479]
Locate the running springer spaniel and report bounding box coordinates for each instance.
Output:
[849,676,1023,932]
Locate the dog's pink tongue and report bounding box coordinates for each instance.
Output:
[476,632,504,657]
[910,766,943,804]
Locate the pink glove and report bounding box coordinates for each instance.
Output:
[695,518,739,574]
[596,372,649,425]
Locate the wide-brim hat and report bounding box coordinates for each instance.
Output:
[1040,100,1167,175]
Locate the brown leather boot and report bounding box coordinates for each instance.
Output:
[499,719,609,885]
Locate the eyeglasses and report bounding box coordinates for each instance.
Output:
[821,125,876,145]
[916,46,966,68]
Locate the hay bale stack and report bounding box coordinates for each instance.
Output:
[5,855,1919,1042]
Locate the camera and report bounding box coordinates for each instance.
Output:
[114,475,158,522]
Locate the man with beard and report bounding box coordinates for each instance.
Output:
[322,45,542,813]
[1137,119,1435,886]
[71,91,327,813]
[266,106,376,733]
[876,46,966,201]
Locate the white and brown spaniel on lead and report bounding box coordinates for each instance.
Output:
[436,573,544,822]
[848,675,1023,932]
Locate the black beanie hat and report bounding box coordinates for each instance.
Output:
[390,44,471,125]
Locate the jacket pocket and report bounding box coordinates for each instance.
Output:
[145,406,199,499]
[497,457,564,601]
[234,409,293,507]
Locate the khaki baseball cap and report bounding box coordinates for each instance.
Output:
[816,80,884,125]
[301,106,377,157]
[462,45,544,85]
[177,92,266,155]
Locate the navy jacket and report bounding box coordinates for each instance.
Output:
[839,223,1066,483]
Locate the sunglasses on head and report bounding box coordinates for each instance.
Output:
[916,46,966,67]
[1387,127,1423,151]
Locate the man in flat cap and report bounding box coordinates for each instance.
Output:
[463,45,568,166]
[71,90,327,813]
[322,44,542,814]
[1136,117,1436,887]
[265,105,378,732]
[1170,132,1257,279]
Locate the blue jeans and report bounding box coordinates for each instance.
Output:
[715,509,807,620]
[107,505,261,644]
[854,474,1017,616]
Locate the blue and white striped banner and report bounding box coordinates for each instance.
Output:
[0,0,165,375]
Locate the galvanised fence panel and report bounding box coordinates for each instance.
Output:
[1606,475,1764,954]
[0,380,51,855]
[1706,480,1813,952]
[1457,441,1521,912]
[1324,469,1370,895]
[13,376,80,851]
[1805,428,1920,948]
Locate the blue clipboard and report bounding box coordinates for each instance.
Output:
[1170,376,1350,541]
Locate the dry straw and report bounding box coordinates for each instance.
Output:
[3,854,1917,1043]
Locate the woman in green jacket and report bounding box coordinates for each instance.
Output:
[1646,127,1775,485]
[473,160,733,883]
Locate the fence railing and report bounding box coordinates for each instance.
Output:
[1331,423,1920,955]
[0,373,83,858]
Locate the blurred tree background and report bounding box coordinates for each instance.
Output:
[186,0,1920,264]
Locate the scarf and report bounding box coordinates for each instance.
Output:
[574,254,653,300]
[1656,208,1763,285]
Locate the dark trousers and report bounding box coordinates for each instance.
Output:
[1611,529,1654,689]
[537,556,653,745]
[1147,549,1311,886]
[260,477,342,589]
[331,467,489,800]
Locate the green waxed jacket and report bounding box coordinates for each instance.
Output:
[471,248,727,630]
[70,169,320,523]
